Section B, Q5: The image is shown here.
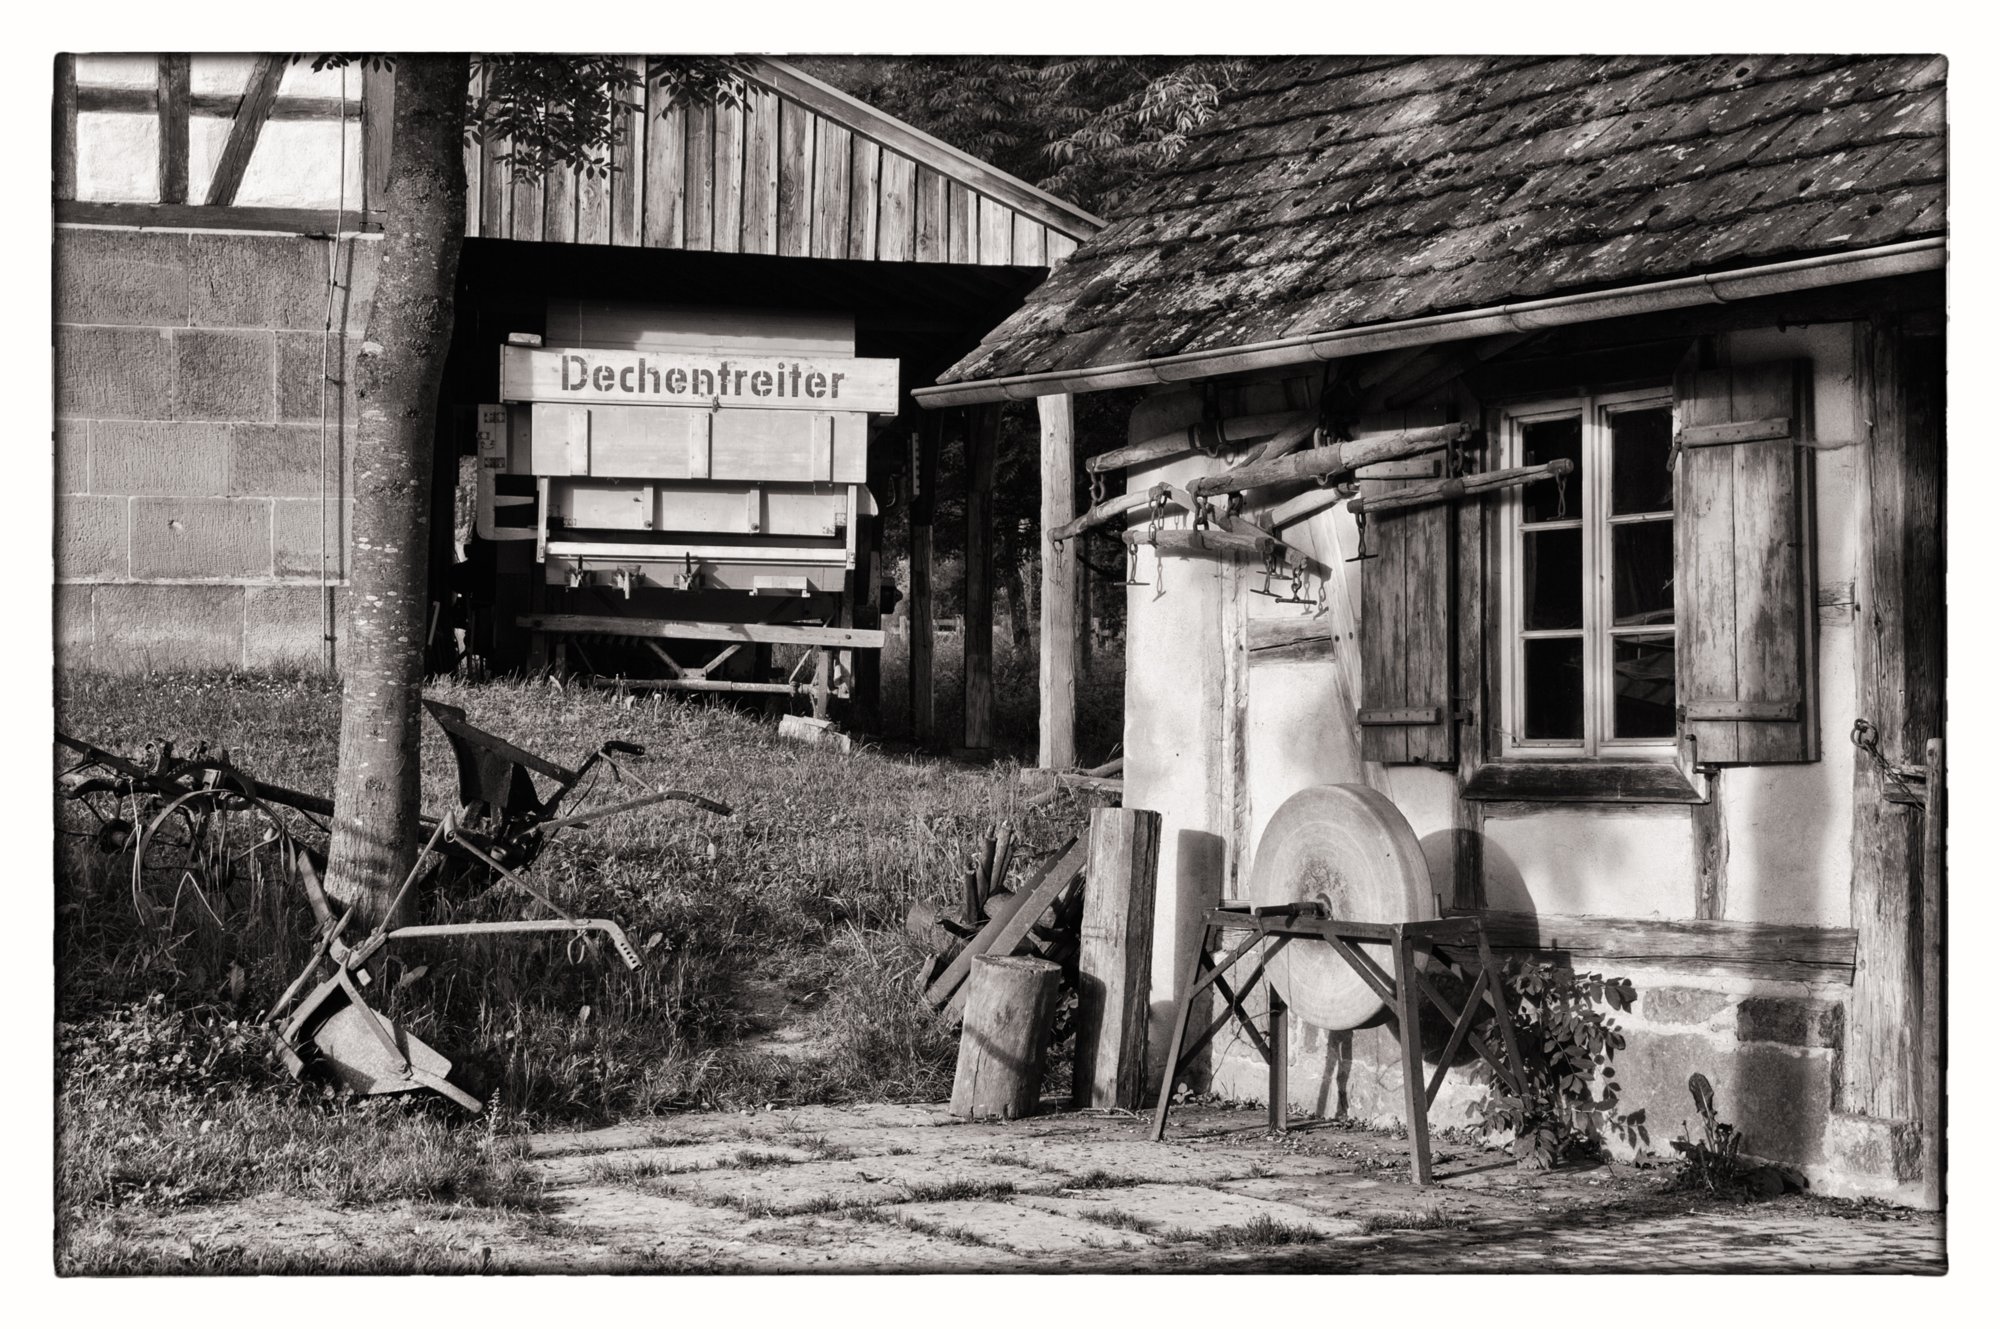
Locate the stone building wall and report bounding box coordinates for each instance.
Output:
[53,224,379,669]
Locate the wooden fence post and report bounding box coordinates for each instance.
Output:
[1038,393,1079,770]
[952,954,1061,1119]
[963,404,999,752]
[1074,807,1162,1109]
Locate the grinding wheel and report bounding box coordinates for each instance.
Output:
[1248,784,1433,1030]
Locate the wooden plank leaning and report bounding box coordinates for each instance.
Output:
[928,836,1090,1015]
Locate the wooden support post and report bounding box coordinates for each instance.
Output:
[54,54,78,203]
[1692,771,1727,920]
[1038,393,1080,770]
[1267,990,1288,1132]
[1074,807,1162,1110]
[156,55,190,206]
[951,954,1061,1120]
[852,512,881,733]
[1845,319,1944,1129]
[362,61,395,220]
[963,404,999,752]
[1393,932,1434,1185]
[909,419,938,744]
[1920,735,1944,1210]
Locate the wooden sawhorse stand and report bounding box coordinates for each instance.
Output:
[1149,904,1528,1186]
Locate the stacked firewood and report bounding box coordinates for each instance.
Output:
[908,822,1089,1017]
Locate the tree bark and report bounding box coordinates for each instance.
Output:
[323,55,469,926]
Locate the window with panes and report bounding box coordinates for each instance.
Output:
[1498,390,1677,758]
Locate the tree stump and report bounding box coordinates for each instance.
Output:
[950,954,1061,1120]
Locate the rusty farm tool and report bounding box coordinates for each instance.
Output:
[266,814,644,1112]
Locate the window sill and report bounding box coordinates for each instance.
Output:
[1462,761,1704,805]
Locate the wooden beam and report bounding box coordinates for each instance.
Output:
[1692,774,1728,921]
[75,85,363,119]
[53,54,77,202]
[1074,808,1162,1109]
[963,404,999,752]
[517,613,884,648]
[155,56,190,205]
[909,416,940,744]
[1845,318,1944,1125]
[56,200,373,233]
[204,55,287,206]
[362,62,395,220]
[1451,909,1858,983]
[1038,394,1079,770]
[1187,422,1473,499]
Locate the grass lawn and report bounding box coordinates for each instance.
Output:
[53,646,1120,1272]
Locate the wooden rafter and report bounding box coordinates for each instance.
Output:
[156,55,190,205]
[204,55,286,207]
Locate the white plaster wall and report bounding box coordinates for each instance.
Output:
[73,56,362,210]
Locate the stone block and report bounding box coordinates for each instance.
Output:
[244,585,338,669]
[1824,1113,1926,1184]
[91,583,244,669]
[1643,987,1733,1026]
[273,498,351,578]
[227,424,347,497]
[188,232,330,330]
[53,584,94,664]
[343,237,382,326]
[1736,995,1843,1049]
[55,325,175,420]
[56,495,127,579]
[90,421,231,496]
[55,228,189,326]
[173,329,275,422]
[276,332,363,423]
[55,421,89,494]
[130,497,272,579]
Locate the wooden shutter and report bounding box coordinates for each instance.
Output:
[1673,360,1816,764]
[1357,481,1454,765]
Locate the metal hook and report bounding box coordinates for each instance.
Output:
[1089,471,1106,506]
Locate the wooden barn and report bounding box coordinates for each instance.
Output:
[920,55,1946,1204]
[53,54,1100,738]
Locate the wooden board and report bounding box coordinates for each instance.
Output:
[542,301,855,357]
[502,345,896,415]
[519,613,884,648]
[1454,908,1858,983]
[933,837,1089,1015]
[552,481,849,538]
[523,403,865,483]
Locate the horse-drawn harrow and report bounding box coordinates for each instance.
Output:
[56,699,731,1111]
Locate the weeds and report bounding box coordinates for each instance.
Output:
[1085,1207,1159,1234]
[1160,1214,1325,1248]
[1356,1208,1465,1235]
[896,1177,1018,1203]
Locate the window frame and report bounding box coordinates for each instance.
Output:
[1495,386,1679,762]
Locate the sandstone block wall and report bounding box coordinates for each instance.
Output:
[53,226,379,669]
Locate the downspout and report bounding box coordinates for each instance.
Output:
[912,238,1945,408]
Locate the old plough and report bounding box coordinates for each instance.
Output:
[56,699,731,1110]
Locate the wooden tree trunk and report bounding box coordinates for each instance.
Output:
[951,954,1060,1120]
[322,55,469,926]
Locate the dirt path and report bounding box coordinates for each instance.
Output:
[77,1104,1944,1274]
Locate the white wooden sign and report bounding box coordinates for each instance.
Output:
[501,345,899,414]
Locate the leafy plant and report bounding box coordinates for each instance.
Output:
[1470,960,1642,1169]
[1668,1072,1748,1194]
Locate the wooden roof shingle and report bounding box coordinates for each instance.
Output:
[934,54,1945,390]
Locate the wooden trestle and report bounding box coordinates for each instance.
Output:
[1149,904,1527,1186]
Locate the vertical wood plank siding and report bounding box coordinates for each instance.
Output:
[609,58,642,246]
[450,72,1092,266]
[683,101,714,250]
[711,98,744,252]
[848,137,880,260]
[811,119,852,258]
[741,85,780,254]
[877,151,915,261]
[776,96,813,257]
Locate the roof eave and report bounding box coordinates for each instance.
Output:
[913,238,1946,408]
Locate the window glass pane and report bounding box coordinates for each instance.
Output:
[1522,527,1583,629]
[1522,636,1585,741]
[1611,406,1674,515]
[1520,416,1581,523]
[1612,633,1677,738]
[1611,521,1675,625]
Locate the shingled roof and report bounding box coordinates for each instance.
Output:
[931,55,1945,396]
